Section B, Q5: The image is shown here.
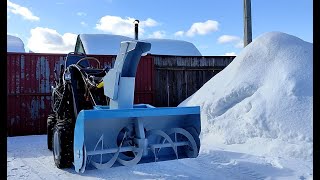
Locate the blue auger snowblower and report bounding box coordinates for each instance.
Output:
[47,20,201,173]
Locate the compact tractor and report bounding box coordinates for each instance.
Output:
[47,21,201,173]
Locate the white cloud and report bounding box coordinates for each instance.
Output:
[95,16,159,37]
[7,0,40,21]
[217,35,241,44]
[77,12,87,16]
[148,31,166,39]
[224,52,237,56]
[140,18,159,27]
[186,20,219,37]
[80,21,88,26]
[217,35,243,49]
[174,31,184,37]
[27,27,77,53]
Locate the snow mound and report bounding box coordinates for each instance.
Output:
[180,32,313,160]
[7,35,25,52]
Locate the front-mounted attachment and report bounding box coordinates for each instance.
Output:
[73,105,201,173]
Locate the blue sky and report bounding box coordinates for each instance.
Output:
[7,0,313,55]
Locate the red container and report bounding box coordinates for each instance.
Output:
[7,53,155,136]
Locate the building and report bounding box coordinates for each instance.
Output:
[74,34,202,56]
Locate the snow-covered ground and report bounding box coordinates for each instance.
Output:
[7,135,312,180]
[7,32,313,179]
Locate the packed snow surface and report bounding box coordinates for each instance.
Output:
[7,135,312,179]
[180,31,313,160]
[7,35,25,52]
[7,32,313,179]
[78,34,202,56]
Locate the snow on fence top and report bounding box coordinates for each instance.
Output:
[180,31,313,160]
[7,35,25,53]
[76,34,202,56]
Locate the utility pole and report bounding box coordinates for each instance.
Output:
[244,0,252,47]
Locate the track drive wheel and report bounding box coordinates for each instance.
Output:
[52,119,74,168]
[47,114,56,151]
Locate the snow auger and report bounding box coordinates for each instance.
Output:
[48,25,201,174]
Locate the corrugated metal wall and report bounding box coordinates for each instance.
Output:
[7,53,62,136]
[7,53,155,136]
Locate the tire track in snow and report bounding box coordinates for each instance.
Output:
[19,156,62,180]
[179,151,267,180]
[8,135,303,179]
[8,136,69,180]
[8,153,43,180]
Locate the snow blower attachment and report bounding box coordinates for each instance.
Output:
[48,38,201,173]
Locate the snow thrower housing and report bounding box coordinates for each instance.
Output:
[47,32,201,173]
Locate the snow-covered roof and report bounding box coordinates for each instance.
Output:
[76,34,202,56]
[7,35,25,52]
[78,34,133,55]
[142,38,202,56]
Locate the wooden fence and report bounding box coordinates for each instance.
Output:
[153,55,234,107]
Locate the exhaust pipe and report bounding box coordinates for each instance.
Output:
[134,20,139,40]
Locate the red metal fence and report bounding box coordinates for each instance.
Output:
[7,53,155,136]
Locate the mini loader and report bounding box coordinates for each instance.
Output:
[47,27,201,173]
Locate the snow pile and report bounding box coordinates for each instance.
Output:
[180,32,313,160]
[7,35,25,52]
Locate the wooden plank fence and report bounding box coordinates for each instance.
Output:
[153,55,235,107]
